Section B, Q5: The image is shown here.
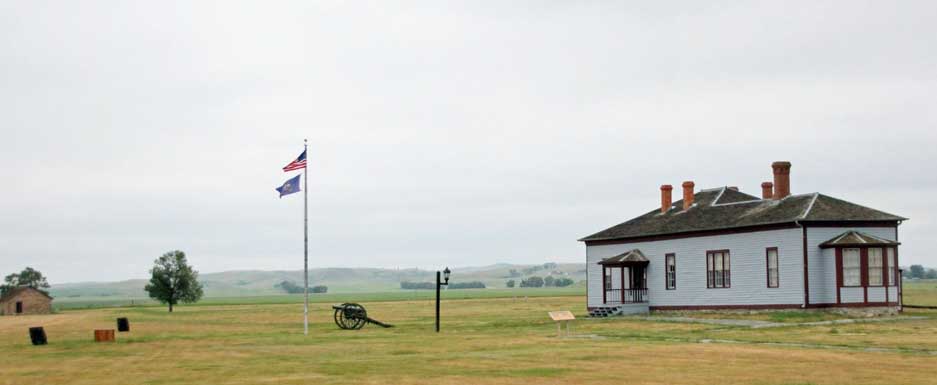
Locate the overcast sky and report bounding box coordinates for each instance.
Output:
[2,1,935,283]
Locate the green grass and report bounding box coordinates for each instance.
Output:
[3,296,937,385]
[904,279,937,306]
[4,280,935,384]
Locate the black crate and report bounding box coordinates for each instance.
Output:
[117,317,130,332]
[29,327,47,346]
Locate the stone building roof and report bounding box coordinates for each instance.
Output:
[0,287,53,303]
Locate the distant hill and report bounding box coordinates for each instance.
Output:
[49,263,586,301]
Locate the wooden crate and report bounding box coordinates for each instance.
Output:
[94,329,115,342]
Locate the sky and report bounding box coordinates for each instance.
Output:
[1,1,935,283]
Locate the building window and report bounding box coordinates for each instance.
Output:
[766,248,779,288]
[706,250,730,288]
[604,268,612,291]
[887,247,897,285]
[843,248,861,287]
[665,254,676,290]
[868,248,883,286]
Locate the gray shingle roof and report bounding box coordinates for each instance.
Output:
[819,230,901,248]
[598,249,649,265]
[579,187,907,242]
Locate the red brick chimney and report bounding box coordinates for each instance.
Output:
[682,181,695,210]
[761,182,774,200]
[771,161,791,199]
[660,185,673,214]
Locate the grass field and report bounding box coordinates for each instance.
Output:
[51,287,584,310]
[2,285,937,385]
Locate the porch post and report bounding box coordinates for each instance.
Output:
[601,267,607,304]
[620,267,625,303]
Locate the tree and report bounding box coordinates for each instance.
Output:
[506,279,515,288]
[449,281,485,289]
[144,251,203,312]
[1,267,50,296]
[926,269,937,280]
[543,276,555,287]
[520,276,544,288]
[311,285,328,293]
[553,277,575,287]
[909,265,925,279]
[275,280,305,294]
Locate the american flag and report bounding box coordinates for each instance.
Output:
[282,149,307,172]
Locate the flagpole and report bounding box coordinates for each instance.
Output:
[303,139,309,336]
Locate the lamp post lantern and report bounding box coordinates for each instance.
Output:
[436,267,451,333]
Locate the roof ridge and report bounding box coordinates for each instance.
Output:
[799,192,819,219]
[710,187,727,204]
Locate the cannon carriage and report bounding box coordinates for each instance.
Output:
[331,303,393,330]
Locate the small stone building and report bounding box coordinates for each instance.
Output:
[0,287,53,315]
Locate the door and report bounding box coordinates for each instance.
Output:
[16,301,23,314]
[631,266,647,289]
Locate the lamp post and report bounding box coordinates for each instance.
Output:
[436,267,451,333]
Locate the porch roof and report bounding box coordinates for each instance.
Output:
[598,249,649,266]
[819,230,901,249]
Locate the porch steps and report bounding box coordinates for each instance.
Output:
[589,306,622,317]
[589,303,650,317]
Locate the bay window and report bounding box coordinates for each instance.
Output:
[868,248,883,286]
[843,248,861,287]
[887,247,897,285]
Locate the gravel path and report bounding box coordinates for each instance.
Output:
[644,315,928,328]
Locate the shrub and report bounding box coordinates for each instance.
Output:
[506,280,515,288]
[400,281,435,290]
[520,276,544,288]
[553,278,575,287]
[275,281,305,294]
[449,281,485,289]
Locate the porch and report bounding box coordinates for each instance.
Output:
[599,249,649,305]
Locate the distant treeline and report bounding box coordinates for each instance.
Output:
[275,281,327,294]
[506,276,575,288]
[400,281,486,290]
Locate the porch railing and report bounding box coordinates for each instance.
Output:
[604,288,648,304]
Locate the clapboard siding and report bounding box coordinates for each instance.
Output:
[805,226,898,305]
[841,287,864,303]
[587,228,803,308]
[868,287,886,302]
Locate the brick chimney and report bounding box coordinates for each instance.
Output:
[660,185,673,214]
[682,181,695,210]
[728,186,739,191]
[761,182,774,200]
[771,161,791,199]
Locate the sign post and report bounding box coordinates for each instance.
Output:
[548,311,575,337]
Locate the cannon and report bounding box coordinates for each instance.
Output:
[332,303,393,330]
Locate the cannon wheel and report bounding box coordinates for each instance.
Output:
[334,303,367,330]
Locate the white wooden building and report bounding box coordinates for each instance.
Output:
[579,162,905,316]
